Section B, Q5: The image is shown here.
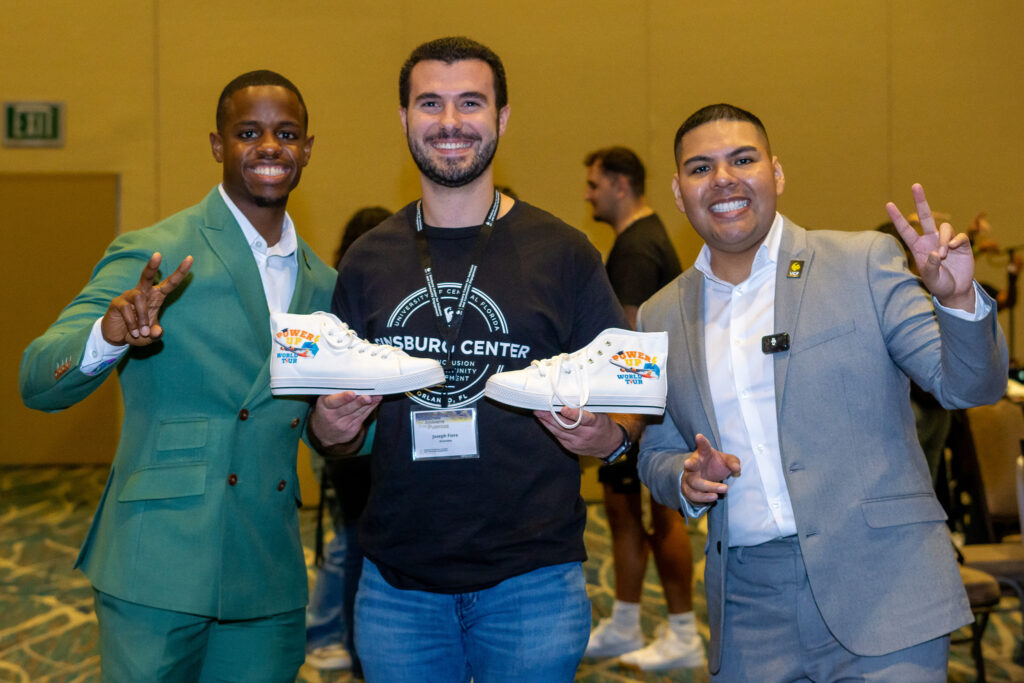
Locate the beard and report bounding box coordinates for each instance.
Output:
[253,194,289,208]
[407,131,498,188]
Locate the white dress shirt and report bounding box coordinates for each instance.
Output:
[697,214,795,546]
[81,185,298,375]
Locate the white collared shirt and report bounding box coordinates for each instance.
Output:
[80,185,298,375]
[697,213,796,546]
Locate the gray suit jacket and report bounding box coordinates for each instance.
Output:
[638,216,1007,672]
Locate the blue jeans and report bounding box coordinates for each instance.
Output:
[355,559,591,682]
[305,517,362,652]
[306,457,369,657]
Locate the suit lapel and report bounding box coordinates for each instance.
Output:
[679,269,722,448]
[198,189,272,357]
[773,218,812,411]
[288,238,321,316]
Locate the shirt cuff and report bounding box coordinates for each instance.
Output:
[933,282,990,322]
[80,318,129,376]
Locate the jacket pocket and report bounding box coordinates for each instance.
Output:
[861,493,947,528]
[118,462,207,502]
[791,319,856,353]
[156,417,209,451]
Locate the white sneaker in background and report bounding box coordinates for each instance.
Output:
[618,623,706,671]
[270,311,445,396]
[583,616,645,658]
[306,643,352,671]
[484,328,668,428]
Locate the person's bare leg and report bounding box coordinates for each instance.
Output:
[649,499,693,614]
[604,484,649,603]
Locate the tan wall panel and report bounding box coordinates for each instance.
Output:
[4,174,120,464]
[2,1,1021,366]
[0,1,158,232]
[890,0,1024,362]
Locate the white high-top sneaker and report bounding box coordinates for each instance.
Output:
[270,311,445,396]
[484,328,667,427]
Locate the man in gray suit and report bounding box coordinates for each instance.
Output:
[637,103,1007,680]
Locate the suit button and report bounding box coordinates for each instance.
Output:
[238,409,249,421]
[290,418,300,428]
[228,474,238,486]
[277,480,287,491]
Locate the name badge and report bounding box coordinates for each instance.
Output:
[411,408,479,460]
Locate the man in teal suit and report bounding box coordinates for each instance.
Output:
[19,70,336,681]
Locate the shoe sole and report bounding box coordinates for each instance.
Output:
[618,656,707,672]
[584,644,646,658]
[484,382,665,415]
[271,366,446,396]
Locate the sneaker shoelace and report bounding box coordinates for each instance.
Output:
[316,313,400,358]
[532,350,590,429]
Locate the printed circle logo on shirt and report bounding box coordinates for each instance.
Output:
[381,283,529,408]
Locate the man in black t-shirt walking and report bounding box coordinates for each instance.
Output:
[310,38,643,682]
[582,147,705,671]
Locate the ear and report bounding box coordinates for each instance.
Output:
[671,174,686,215]
[497,105,510,137]
[773,157,785,197]
[299,134,314,168]
[399,107,408,132]
[614,173,631,198]
[210,132,224,163]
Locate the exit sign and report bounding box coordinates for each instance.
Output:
[4,101,64,147]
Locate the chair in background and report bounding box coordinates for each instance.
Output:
[955,563,1002,682]
[957,399,1024,667]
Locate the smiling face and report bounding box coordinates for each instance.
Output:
[673,119,784,280]
[400,58,509,189]
[210,85,313,214]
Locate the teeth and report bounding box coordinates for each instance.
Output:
[434,141,471,150]
[254,166,286,177]
[710,199,749,213]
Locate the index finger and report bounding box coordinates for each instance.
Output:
[137,252,163,290]
[320,391,379,411]
[155,255,194,294]
[909,183,937,234]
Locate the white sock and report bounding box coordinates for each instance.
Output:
[667,610,696,636]
[610,600,641,631]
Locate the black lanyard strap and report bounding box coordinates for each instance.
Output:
[415,189,500,406]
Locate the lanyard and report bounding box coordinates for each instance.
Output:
[415,189,500,406]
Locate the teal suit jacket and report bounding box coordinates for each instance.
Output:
[638,218,1008,672]
[20,188,336,619]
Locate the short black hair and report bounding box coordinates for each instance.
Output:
[399,37,508,111]
[674,103,769,164]
[584,146,646,197]
[216,70,308,132]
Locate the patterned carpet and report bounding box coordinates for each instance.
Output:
[1,465,1022,682]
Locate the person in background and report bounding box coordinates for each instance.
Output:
[581,146,704,671]
[306,206,391,674]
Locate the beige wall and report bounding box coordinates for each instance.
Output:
[3,1,1021,349]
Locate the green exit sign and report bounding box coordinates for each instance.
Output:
[4,101,64,147]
